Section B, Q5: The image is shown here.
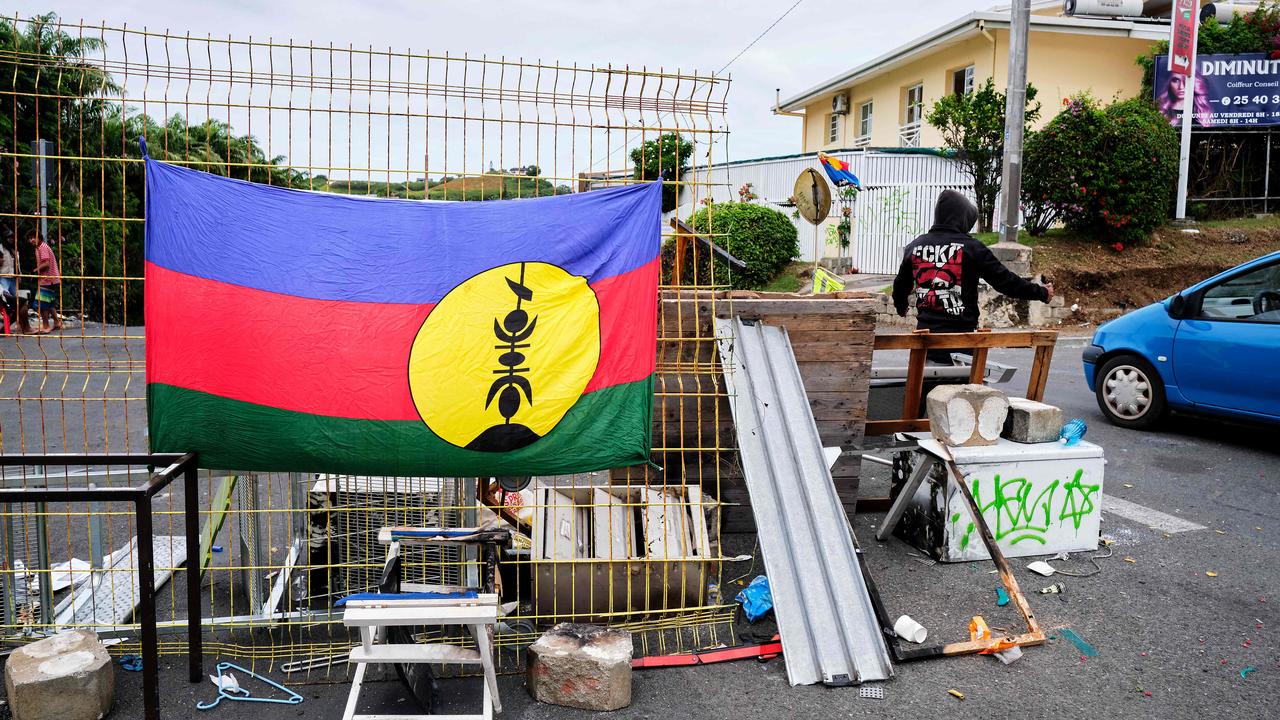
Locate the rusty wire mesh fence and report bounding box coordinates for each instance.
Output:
[0,14,739,680]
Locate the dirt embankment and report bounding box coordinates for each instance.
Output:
[1031,223,1280,323]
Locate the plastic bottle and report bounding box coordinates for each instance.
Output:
[1059,418,1087,446]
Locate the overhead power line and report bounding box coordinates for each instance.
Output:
[717,0,805,75]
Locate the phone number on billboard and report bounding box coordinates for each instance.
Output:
[1219,95,1280,106]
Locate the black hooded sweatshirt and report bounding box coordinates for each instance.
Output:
[892,189,1049,332]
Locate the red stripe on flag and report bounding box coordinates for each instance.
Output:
[146,259,656,421]
[584,257,657,393]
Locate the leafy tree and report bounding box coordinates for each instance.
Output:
[1,14,311,324]
[926,78,1039,234]
[1022,95,1178,245]
[630,133,693,213]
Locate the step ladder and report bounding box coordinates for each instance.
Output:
[341,527,507,720]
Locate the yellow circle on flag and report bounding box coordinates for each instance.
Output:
[408,261,601,452]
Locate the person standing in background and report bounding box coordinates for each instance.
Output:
[893,190,1052,363]
[28,229,61,334]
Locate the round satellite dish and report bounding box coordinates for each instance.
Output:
[793,168,831,225]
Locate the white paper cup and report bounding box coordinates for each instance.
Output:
[894,614,928,644]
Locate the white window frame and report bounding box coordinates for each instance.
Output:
[904,83,924,126]
[952,65,975,96]
[827,112,841,145]
[857,101,873,142]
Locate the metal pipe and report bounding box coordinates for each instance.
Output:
[998,0,1031,243]
[1265,129,1272,214]
[860,454,894,468]
[35,502,52,627]
[772,88,805,118]
[183,461,203,684]
[135,497,160,720]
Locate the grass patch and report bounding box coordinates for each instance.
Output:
[761,261,806,293]
[1197,215,1280,231]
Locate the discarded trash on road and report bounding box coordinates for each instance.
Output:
[735,575,773,623]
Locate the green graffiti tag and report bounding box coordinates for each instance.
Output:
[954,469,1101,548]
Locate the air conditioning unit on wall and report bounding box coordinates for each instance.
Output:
[832,93,850,115]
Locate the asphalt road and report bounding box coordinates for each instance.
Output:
[6,335,1279,720]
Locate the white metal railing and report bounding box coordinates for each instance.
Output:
[852,135,871,149]
[899,122,921,148]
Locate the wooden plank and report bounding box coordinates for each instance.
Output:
[866,418,932,435]
[198,475,237,578]
[592,489,629,561]
[1028,344,1054,401]
[874,330,1057,350]
[902,347,927,420]
[969,347,989,384]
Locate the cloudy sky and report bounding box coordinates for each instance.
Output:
[17,0,1002,170]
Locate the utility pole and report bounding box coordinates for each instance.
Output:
[997,0,1030,245]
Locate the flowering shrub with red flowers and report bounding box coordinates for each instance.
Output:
[1022,94,1178,246]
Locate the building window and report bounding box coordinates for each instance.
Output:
[858,101,873,141]
[952,65,975,96]
[827,112,841,144]
[904,83,924,125]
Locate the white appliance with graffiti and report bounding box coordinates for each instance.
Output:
[892,434,1104,562]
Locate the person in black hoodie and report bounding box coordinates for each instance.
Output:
[892,190,1053,362]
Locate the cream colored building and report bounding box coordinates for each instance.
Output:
[776,3,1171,151]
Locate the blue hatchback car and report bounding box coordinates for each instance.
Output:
[1083,251,1280,428]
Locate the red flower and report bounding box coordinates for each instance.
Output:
[1111,242,1125,252]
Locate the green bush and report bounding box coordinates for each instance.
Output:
[666,202,797,290]
[1021,95,1179,245]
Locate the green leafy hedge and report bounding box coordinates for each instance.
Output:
[1022,95,1179,245]
[665,202,798,290]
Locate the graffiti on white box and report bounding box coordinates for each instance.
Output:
[950,469,1101,550]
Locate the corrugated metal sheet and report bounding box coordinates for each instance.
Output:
[715,317,893,686]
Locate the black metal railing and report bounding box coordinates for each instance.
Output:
[0,453,201,720]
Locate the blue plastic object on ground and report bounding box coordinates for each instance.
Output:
[735,576,773,623]
[118,655,143,672]
[1057,628,1098,657]
[1059,419,1088,446]
[995,586,1010,607]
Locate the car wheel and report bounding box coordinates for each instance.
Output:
[1095,354,1167,429]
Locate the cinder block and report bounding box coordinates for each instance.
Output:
[927,384,1009,447]
[1003,397,1064,444]
[5,630,114,720]
[527,623,633,711]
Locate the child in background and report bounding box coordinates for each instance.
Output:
[28,229,61,334]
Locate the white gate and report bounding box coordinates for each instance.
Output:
[851,183,973,274]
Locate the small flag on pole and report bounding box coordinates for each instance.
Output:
[817,152,861,189]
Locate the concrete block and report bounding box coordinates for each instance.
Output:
[527,623,633,711]
[1003,397,1064,443]
[927,384,1009,447]
[5,630,114,720]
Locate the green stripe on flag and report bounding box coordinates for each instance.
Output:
[147,377,653,476]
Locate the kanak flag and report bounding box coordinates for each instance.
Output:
[817,152,861,189]
[143,146,659,476]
